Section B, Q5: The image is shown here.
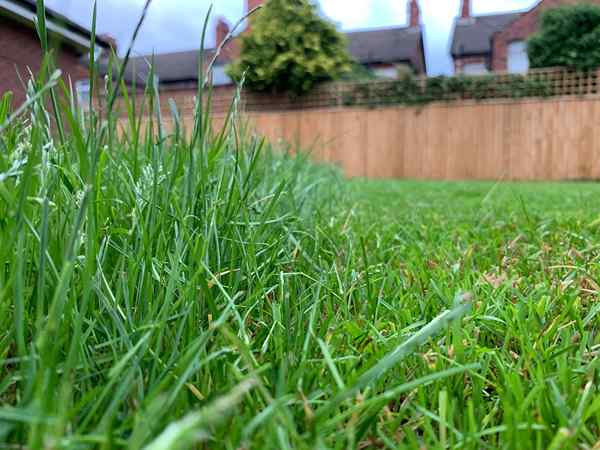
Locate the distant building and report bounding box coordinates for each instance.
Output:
[117,0,427,91]
[451,0,600,75]
[345,0,427,77]
[0,0,112,104]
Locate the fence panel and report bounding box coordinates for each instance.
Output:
[128,72,600,181]
[225,96,600,181]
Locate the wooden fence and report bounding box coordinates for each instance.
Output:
[209,95,600,181]
[121,68,600,181]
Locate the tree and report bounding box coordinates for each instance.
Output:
[528,4,600,71]
[227,0,352,95]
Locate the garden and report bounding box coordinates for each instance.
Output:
[2,2,600,449]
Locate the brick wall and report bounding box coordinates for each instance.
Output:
[0,16,88,105]
[491,0,600,71]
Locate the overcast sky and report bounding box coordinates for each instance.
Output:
[45,0,539,75]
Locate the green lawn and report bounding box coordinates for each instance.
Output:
[3,17,600,448]
[340,179,600,449]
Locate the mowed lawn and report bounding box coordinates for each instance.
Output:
[340,180,600,448]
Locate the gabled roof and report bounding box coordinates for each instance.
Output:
[0,0,110,52]
[114,49,231,85]
[451,13,521,57]
[346,26,423,66]
[121,51,208,85]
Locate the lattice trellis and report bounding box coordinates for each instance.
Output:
[112,67,600,115]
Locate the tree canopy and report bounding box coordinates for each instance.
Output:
[227,0,352,95]
[528,4,600,71]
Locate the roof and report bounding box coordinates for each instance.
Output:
[0,0,111,52]
[346,26,423,65]
[111,49,233,87]
[451,13,521,57]
[116,49,226,85]
[114,25,425,86]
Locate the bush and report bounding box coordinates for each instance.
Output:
[528,4,600,71]
[227,0,352,95]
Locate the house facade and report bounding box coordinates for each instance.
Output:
[0,0,111,104]
[451,0,600,75]
[118,0,427,91]
[345,0,426,77]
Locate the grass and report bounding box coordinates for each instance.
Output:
[342,179,600,449]
[2,5,600,450]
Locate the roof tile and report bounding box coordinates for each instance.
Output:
[451,13,520,57]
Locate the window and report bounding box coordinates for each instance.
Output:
[373,67,398,79]
[462,62,488,75]
[75,80,91,110]
[507,41,529,74]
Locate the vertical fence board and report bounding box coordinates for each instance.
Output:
[592,100,600,179]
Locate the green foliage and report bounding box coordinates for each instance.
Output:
[227,0,352,95]
[342,73,553,108]
[0,92,12,122]
[529,4,600,71]
[341,62,377,81]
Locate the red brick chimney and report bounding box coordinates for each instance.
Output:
[245,0,264,33]
[409,0,420,27]
[246,0,264,13]
[460,0,470,18]
[99,33,118,54]
[216,17,230,46]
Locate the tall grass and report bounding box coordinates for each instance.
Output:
[7,2,600,449]
[0,2,473,449]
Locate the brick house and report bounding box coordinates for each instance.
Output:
[0,0,111,105]
[451,0,600,75]
[344,0,426,77]
[117,0,427,92]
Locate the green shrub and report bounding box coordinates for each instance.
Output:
[227,0,352,95]
[529,4,600,71]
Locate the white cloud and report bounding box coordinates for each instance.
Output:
[320,0,375,28]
